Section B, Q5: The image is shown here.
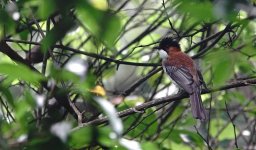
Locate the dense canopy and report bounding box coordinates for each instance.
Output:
[0,0,256,149]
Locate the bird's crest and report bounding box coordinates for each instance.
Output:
[159,37,180,50]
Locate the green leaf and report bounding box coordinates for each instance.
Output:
[204,49,235,86]
[22,0,77,19]
[69,127,92,149]
[0,9,16,39]
[76,1,121,47]
[174,0,238,21]
[157,128,204,147]
[13,91,35,132]
[210,119,238,141]
[141,142,158,150]
[50,65,79,82]
[27,136,68,150]
[19,30,29,41]
[164,104,185,124]
[183,129,203,145]
[98,127,116,147]
[15,97,33,123]
[225,91,246,104]
[38,0,56,19]
[175,0,215,21]
[0,86,15,107]
[164,141,191,150]
[0,63,45,85]
[241,45,256,56]
[41,17,74,51]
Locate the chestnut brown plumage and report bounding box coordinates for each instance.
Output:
[158,37,206,120]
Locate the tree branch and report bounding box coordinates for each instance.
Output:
[4,39,160,67]
[72,78,256,131]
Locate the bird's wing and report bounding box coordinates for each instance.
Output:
[165,66,194,94]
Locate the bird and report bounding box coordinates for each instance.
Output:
[25,45,50,64]
[156,37,207,120]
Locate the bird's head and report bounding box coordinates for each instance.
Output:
[156,37,180,59]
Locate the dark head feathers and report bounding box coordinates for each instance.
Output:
[159,37,180,50]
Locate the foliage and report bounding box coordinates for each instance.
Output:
[0,0,256,149]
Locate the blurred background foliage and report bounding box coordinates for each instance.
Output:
[0,0,256,149]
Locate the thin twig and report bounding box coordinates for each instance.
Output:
[225,100,239,149]
[194,126,213,150]
[69,100,83,125]
[5,39,160,67]
[162,0,180,38]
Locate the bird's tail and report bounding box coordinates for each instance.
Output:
[189,87,207,121]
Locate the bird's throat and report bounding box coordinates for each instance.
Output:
[158,49,168,60]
